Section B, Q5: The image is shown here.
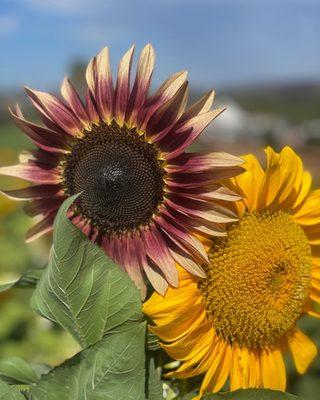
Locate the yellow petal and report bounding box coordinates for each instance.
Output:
[259,147,281,209]
[293,189,320,226]
[261,348,286,391]
[288,329,317,374]
[277,146,303,206]
[293,171,312,209]
[232,154,265,212]
[197,340,232,397]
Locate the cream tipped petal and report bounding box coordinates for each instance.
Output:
[126,44,155,126]
[114,45,135,125]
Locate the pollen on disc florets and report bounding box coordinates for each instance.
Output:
[62,120,166,234]
[199,210,312,350]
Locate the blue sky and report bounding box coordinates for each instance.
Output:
[0,0,319,91]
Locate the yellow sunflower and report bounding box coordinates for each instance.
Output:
[143,146,320,398]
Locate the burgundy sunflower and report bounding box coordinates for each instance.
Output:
[0,44,243,296]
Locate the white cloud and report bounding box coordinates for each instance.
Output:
[0,14,19,36]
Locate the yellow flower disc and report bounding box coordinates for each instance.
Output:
[200,211,312,350]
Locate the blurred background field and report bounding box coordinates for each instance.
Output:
[0,0,320,398]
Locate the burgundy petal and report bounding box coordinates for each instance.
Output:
[159,109,225,160]
[179,90,215,123]
[147,81,189,142]
[166,196,238,224]
[172,185,242,202]
[119,235,147,298]
[136,71,188,131]
[142,225,178,287]
[25,87,82,136]
[26,211,56,242]
[86,48,114,122]
[9,105,69,153]
[0,164,61,184]
[114,46,135,125]
[166,167,244,188]
[156,211,209,263]
[24,197,64,217]
[166,152,244,173]
[61,78,90,129]
[126,44,155,127]
[130,234,169,296]
[85,89,100,125]
[1,184,63,200]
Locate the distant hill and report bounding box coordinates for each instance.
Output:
[223,81,320,123]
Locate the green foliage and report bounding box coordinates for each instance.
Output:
[0,357,40,385]
[31,195,142,348]
[202,388,304,399]
[26,196,159,399]
[31,324,146,400]
[146,358,163,400]
[0,380,25,399]
[0,270,42,293]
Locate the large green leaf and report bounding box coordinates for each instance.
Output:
[30,322,146,400]
[202,388,304,399]
[0,357,40,385]
[0,380,25,399]
[31,195,142,348]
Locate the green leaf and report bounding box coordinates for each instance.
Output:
[31,322,146,400]
[0,269,42,293]
[31,195,142,348]
[0,357,40,385]
[146,358,163,400]
[0,380,25,399]
[202,388,304,399]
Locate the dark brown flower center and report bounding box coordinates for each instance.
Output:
[63,121,165,234]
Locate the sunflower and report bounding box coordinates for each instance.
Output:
[143,146,320,396]
[0,44,243,297]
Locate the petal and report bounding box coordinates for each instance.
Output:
[91,47,114,122]
[0,164,61,184]
[25,87,82,136]
[147,81,189,141]
[116,235,147,299]
[156,211,209,263]
[133,232,169,296]
[137,70,188,131]
[9,105,69,153]
[85,90,100,125]
[24,197,63,217]
[26,211,56,242]
[166,152,244,173]
[143,226,178,287]
[292,189,320,225]
[114,45,135,125]
[232,154,265,212]
[199,340,231,395]
[61,78,90,129]
[288,329,317,374]
[1,184,63,200]
[293,171,312,209]
[179,90,215,123]
[126,44,155,126]
[260,348,286,390]
[259,147,281,209]
[159,109,225,160]
[277,146,303,206]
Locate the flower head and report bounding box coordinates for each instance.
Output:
[0,44,243,297]
[144,146,320,395]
